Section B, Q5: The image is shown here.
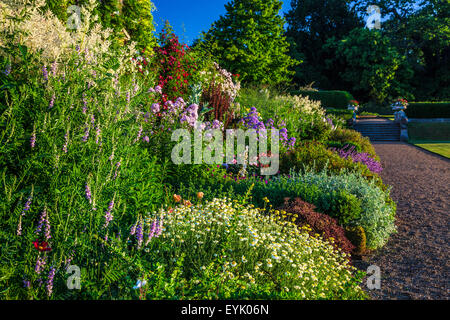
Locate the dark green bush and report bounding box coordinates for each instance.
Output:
[292,90,355,109]
[345,226,367,255]
[407,102,450,118]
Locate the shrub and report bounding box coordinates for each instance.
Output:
[345,226,367,255]
[209,169,396,250]
[279,141,384,188]
[277,198,355,256]
[292,90,355,109]
[407,102,450,118]
[330,146,383,174]
[329,128,377,158]
[327,141,362,153]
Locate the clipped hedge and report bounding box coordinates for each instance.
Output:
[292,90,355,109]
[407,102,450,118]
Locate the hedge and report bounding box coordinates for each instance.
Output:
[407,102,450,118]
[291,90,354,109]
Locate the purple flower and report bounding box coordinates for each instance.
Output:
[49,94,55,109]
[3,64,11,76]
[82,94,88,114]
[42,65,48,81]
[35,255,46,275]
[151,103,160,113]
[36,208,51,240]
[143,136,150,143]
[136,221,143,249]
[82,125,90,142]
[145,218,158,245]
[331,146,383,174]
[51,61,57,77]
[47,267,56,297]
[23,279,31,289]
[104,199,114,228]
[63,131,69,153]
[30,132,36,148]
[126,91,131,105]
[113,161,121,180]
[85,183,92,204]
[95,126,101,144]
[155,86,162,94]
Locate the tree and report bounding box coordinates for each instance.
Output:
[355,0,450,100]
[44,0,157,52]
[325,28,413,103]
[285,0,363,88]
[199,0,298,86]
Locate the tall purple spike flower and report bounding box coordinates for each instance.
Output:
[113,161,121,180]
[82,94,88,114]
[47,267,56,297]
[95,125,101,145]
[85,183,92,204]
[155,216,163,237]
[82,125,90,142]
[51,61,57,77]
[35,255,46,275]
[42,65,48,82]
[63,130,69,153]
[36,207,51,240]
[30,131,36,148]
[145,218,158,245]
[49,94,55,109]
[136,220,143,249]
[17,194,33,236]
[134,126,143,143]
[104,199,114,228]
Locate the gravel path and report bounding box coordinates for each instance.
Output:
[355,142,450,300]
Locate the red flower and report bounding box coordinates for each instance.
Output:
[33,240,52,252]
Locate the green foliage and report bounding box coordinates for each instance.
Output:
[356,0,450,101]
[44,0,157,52]
[199,0,299,85]
[407,102,450,118]
[345,226,367,255]
[325,28,413,103]
[285,0,363,88]
[328,127,377,158]
[236,87,332,142]
[292,90,355,109]
[121,0,157,52]
[327,141,362,153]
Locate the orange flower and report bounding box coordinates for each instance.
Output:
[173,194,181,203]
[197,192,204,200]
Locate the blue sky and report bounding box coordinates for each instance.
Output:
[152,0,292,45]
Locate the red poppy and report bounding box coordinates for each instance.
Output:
[33,240,52,252]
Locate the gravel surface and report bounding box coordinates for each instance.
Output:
[354,142,450,300]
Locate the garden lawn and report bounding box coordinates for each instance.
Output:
[408,122,450,158]
[411,142,450,159]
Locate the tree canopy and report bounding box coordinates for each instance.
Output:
[198,0,299,86]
